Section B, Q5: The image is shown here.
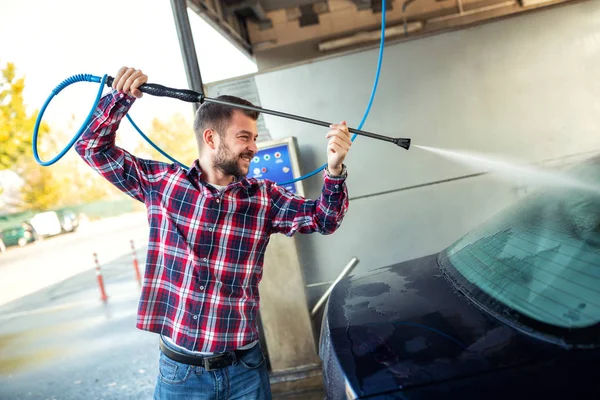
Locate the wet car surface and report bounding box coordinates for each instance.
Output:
[320,155,600,399]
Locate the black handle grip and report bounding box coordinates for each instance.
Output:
[106,76,203,103]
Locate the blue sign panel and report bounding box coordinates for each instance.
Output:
[247,143,297,194]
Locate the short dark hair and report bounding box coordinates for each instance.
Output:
[193,95,259,149]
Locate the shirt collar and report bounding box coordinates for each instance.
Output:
[187,160,256,192]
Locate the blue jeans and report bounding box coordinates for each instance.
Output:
[153,342,272,400]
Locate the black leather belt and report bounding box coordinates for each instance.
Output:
[159,337,254,371]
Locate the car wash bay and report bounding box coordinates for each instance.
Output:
[177,0,600,394]
[2,0,598,398]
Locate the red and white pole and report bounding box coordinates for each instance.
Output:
[94,252,108,302]
[131,240,142,287]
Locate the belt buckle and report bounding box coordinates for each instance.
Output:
[203,353,231,371]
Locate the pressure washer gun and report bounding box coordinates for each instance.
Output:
[104,76,411,150]
[33,73,410,168]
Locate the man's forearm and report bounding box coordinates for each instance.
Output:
[74,90,149,203]
[75,90,135,158]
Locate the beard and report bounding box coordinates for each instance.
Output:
[213,141,254,179]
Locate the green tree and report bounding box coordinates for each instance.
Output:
[19,116,122,211]
[134,113,197,166]
[0,62,48,172]
[19,163,63,210]
[0,62,190,214]
[0,62,64,211]
[0,62,117,212]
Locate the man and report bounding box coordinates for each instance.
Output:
[76,66,352,399]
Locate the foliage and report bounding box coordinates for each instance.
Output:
[0,62,48,172]
[0,62,119,212]
[134,113,197,166]
[0,62,194,214]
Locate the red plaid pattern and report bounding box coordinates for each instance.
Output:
[75,91,349,352]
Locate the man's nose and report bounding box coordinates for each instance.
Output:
[248,141,258,154]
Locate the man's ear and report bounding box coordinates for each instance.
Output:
[203,129,217,150]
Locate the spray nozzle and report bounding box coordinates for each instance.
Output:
[394,138,411,150]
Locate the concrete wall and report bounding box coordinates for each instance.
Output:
[210,0,600,308]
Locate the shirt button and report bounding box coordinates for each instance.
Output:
[203,258,207,262]
[193,315,198,320]
[199,286,205,290]
[208,228,213,232]
[335,185,339,189]
[216,199,220,204]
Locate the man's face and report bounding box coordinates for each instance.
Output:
[213,110,258,179]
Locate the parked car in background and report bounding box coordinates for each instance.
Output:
[320,154,600,399]
[0,222,38,249]
[56,209,80,233]
[29,211,63,236]
[28,209,79,236]
[0,208,81,253]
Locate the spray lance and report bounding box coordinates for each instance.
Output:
[104,76,411,150]
[32,73,410,183]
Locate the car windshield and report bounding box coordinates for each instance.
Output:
[439,155,600,334]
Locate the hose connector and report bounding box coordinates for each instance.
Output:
[52,74,98,96]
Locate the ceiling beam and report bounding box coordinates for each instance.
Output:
[223,0,273,29]
[187,0,253,58]
[350,0,373,10]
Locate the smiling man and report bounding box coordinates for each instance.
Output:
[193,94,260,185]
[75,67,352,399]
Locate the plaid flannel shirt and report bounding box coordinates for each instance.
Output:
[75,90,349,352]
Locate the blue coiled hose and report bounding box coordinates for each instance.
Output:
[33,74,106,167]
[32,0,387,184]
[281,1,387,185]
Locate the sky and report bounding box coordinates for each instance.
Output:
[0,0,258,146]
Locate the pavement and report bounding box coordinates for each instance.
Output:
[0,213,325,399]
[0,220,158,400]
[0,215,159,400]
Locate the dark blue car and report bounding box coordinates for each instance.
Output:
[320,155,600,399]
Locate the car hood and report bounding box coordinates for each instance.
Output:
[322,253,567,398]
